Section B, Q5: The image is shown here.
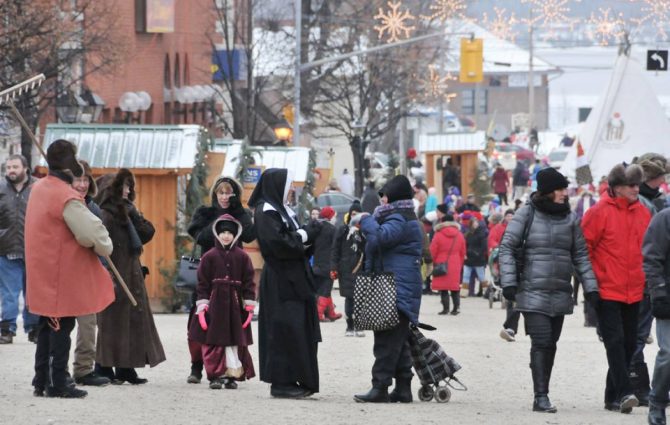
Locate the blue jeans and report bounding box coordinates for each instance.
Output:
[0,256,39,334]
[650,319,670,408]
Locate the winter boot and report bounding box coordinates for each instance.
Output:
[187,361,203,384]
[530,350,557,413]
[0,327,13,344]
[317,297,330,322]
[345,318,355,337]
[115,368,148,385]
[46,386,87,398]
[325,297,342,321]
[354,386,390,403]
[439,291,450,315]
[450,291,460,315]
[389,377,413,403]
[648,402,667,425]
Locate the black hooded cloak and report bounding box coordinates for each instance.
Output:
[248,168,321,393]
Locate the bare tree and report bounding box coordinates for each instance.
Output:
[0,0,127,166]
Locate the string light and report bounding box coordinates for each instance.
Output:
[631,0,670,41]
[415,65,457,103]
[374,1,416,43]
[421,0,468,23]
[522,0,576,35]
[586,7,626,46]
[481,7,518,42]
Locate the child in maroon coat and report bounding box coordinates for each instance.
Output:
[188,214,256,389]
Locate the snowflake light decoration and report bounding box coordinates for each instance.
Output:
[631,0,670,41]
[522,0,575,29]
[587,7,626,46]
[374,1,416,43]
[482,7,518,42]
[416,65,457,103]
[421,0,468,23]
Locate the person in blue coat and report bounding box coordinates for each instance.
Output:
[351,175,424,403]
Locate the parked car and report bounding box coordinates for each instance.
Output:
[490,142,535,170]
[316,191,357,225]
[547,147,571,170]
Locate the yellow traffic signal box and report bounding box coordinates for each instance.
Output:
[460,38,483,83]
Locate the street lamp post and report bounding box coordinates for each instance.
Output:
[349,121,368,198]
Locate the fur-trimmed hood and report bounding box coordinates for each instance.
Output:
[608,163,644,188]
[94,168,136,220]
[210,176,243,209]
[212,214,243,249]
[434,220,461,232]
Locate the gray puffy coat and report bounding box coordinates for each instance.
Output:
[499,202,598,317]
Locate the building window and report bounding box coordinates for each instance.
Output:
[489,77,501,87]
[461,89,487,115]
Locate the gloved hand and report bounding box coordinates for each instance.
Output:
[585,291,601,308]
[196,303,208,314]
[196,304,209,331]
[244,304,255,312]
[652,296,670,319]
[330,270,338,280]
[502,287,517,302]
[349,212,370,228]
[302,220,322,244]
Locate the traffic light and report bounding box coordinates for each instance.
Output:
[460,38,483,83]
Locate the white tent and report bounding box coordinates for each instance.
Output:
[568,49,670,181]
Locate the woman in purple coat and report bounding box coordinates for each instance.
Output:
[188,214,256,390]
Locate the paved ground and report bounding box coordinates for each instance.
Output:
[0,292,653,425]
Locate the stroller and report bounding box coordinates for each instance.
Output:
[408,324,467,403]
[486,248,505,309]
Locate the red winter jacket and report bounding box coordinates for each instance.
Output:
[488,222,507,253]
[581,193,650,304]
[430,222,466,291]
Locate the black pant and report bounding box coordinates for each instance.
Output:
[523,312,564,395]
[32,316,76,390]
[497,192,508,206]
[315,275,333,297]
[503,301,521,333]
[440,290,459,312]
[371,313,412,388]
[344,296,354,319]
[597,300,639,403]
[523,312,564,354]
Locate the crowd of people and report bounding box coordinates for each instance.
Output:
[1,139,669,425]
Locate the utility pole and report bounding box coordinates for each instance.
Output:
[528,6,535,133]
[293,0,302,147]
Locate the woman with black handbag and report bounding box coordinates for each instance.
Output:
[351,175,424,404]
[499,168,599,413]
[430,213,466,315]
[185,176,255,384]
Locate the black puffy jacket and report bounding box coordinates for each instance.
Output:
[499,198,598,317]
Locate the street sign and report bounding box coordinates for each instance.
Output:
[647,50,668,71]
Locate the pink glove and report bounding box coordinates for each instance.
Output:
[242,310,253,329]
[197,305,209,331]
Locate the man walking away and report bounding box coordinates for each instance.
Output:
[0,155,39,344]
[631,153,670,406]
[642,208,670,425]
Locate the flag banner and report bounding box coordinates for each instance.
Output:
[575,140,593,186]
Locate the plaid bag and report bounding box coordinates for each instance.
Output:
[353,271,399,331]
[408,326,461,386]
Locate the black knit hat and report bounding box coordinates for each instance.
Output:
[348,200,362,215]
[47,139,84,177]
[537,167,569,194]
[436,203,449,214]
[380,175,414,203]
[215,220,238,235]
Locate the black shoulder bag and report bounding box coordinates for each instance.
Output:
[176,239,200,291]
[432,237,457,277]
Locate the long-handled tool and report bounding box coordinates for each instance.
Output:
[2,74,137,306]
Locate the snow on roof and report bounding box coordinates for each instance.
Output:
[442,20,559,75]
[419,131,486,153]
[216,140,312,183]
[42,124,200,170]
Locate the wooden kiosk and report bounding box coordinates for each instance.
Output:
[419,131,486,199]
